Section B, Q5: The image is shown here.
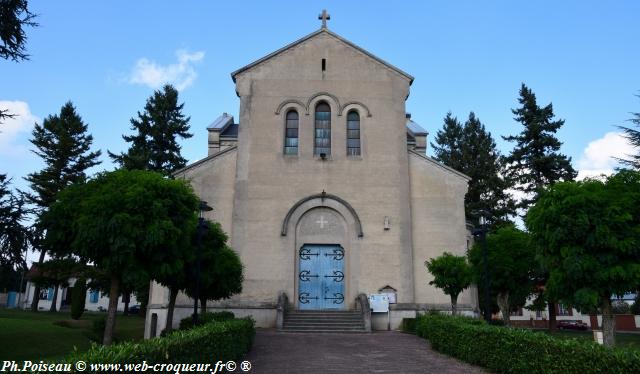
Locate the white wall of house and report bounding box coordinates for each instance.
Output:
[21,279,138,312]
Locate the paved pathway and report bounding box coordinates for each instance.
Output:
[244,329,485,374]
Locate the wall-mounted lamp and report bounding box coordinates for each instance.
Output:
[384,216,390,230]
[320,152,327,160]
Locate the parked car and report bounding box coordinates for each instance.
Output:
[128,305,141,314]
[557,320,589,330]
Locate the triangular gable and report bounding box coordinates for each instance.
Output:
[231,28,414,84]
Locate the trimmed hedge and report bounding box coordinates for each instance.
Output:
[415,314,640,373]
[401,318,417,334]
[178,311,236,330]
[66,318,254,365]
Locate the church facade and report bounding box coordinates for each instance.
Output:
[145,19,476,336]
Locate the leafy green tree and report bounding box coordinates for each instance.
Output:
[468,225,535,325]
[25,101,101,311]
[0,175,29,269]
[43,169,199,345]
[502,83,577,210]
[108,85,192,175]
[425,252,472,315]
[70,276,87,320]
[0,0,37,62]
[432,112,515,226]
[618,95,640,169]
[183,221,243,314]
[526,170,640,347]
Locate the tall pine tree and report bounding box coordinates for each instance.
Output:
[109,84,192,175]
[502,83,577,210]
[25,101,101,311]
[502,83,576,332]
[0,175,29,270]
[618,95,640,169]
[432,112,514,226]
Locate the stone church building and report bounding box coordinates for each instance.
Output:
[145,14,476,336]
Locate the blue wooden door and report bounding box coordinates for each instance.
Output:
[298,245,345,310]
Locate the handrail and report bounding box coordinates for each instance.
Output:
[356,293,372,332]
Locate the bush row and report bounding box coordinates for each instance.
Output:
[415,314,640,374]
[66,318,254,366]
[178,311,236,330]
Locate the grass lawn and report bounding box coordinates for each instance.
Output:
[0,308,145,361]
[542,329,640,350]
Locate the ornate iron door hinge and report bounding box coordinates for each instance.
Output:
[299,248,320,260]
[299,270,319,282]
[324,293,344,304]
[324,248,344,260]
[323,270,344,282]
[298,292,319,304]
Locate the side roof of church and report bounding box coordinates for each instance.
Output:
[230,28,414,84]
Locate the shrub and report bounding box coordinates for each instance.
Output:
[612,300,631,314]
[85,316,107,343]
[67,318,254,365]
[415,314,640,373]
[631,296,640,315]
[401,318,417,334]
[179,311,236,330]
[70,277,87,320]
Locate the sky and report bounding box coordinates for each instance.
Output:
[2,0,640,194]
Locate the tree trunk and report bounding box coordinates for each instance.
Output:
[601,296,616,347]
[165,287,178,333]
[450,294,458,316]
[497,292,511,326]
[548,300,557,331]
[103,274,120,346]
[49,285,59,312]
[30,250,47,312]
[123,292,130,316]
[200,297,207,314]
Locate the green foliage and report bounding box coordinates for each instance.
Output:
[66,319,254,365]
[431,112,514,226]
[503,83,577,210]
[0,174,30,269]
[0,0,38,62]
[526,170,640,312]
[401,318,417,334]
[108,85,192,175]
[415,314,640,373]
[178,311,236,330]
[631,295,640,315]
[617,95,640,169]
[183,221,243,303]
[71,277,87,320]
[425,252,471,313]
[468,225,535,318]
[612,300,631,315]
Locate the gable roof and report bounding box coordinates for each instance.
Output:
[172,146,237,176]
[408,149,471,181]
[231,28,414,84]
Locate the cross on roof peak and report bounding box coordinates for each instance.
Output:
[318,9,330,29]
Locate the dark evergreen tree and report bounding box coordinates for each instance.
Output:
[502,84,577,210]
[0,0,37,62]
[24,101,101,311]
[503,83,577,332]
[618,95,640,170]
[431,112,464,171]
[109,84,192,176]
[432,112,515,226]
[0,174,29,269]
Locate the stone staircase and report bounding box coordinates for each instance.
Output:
[282,310,366,333]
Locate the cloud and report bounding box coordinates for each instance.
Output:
[577,132,635,180]
[0,100,40,157]
[127,49,205,91]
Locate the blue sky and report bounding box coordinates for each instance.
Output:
[2,0,640,193]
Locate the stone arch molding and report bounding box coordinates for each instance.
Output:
[274,99,306,115]
[340,101,372,117]
[281,192,364,238]
[274,93,372,117]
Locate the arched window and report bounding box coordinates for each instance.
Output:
[346,111,360,156]
[314,102,331,155]
[284,110,299,155]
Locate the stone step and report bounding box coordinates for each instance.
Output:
[285,315,362,320]
[281,329,366,333]
[286,312,361,316]
[284,321,364,327]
